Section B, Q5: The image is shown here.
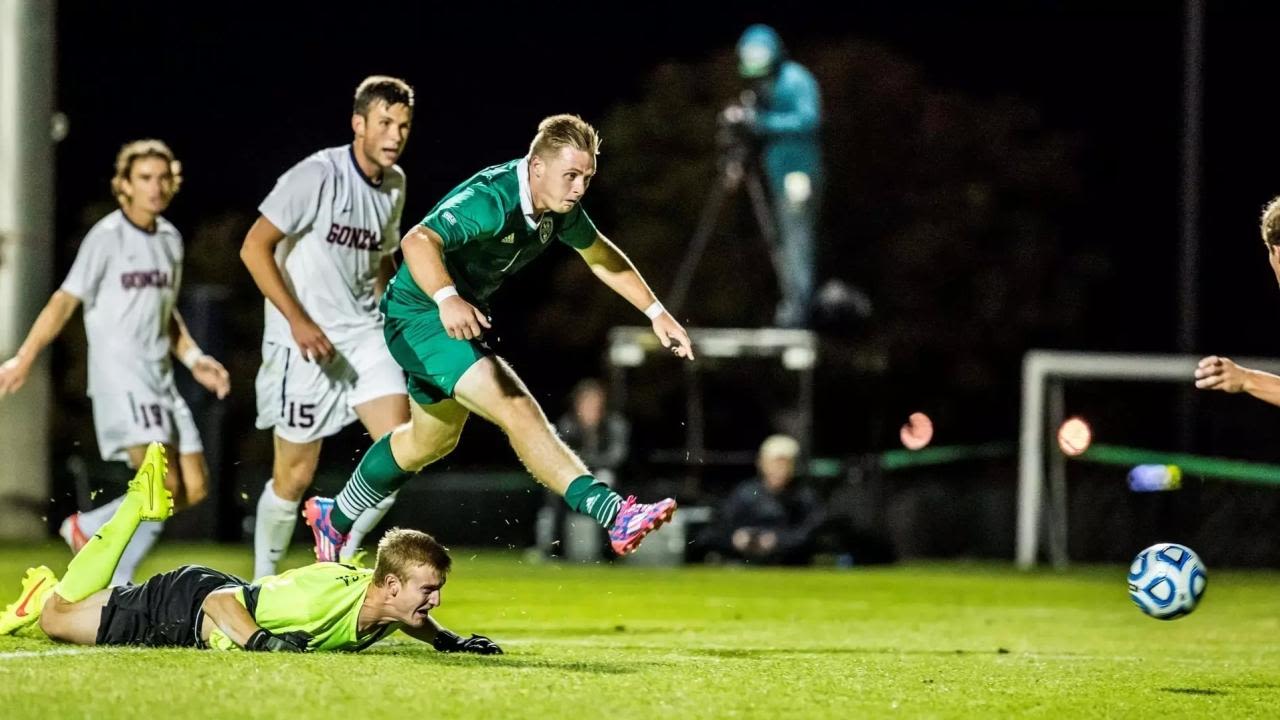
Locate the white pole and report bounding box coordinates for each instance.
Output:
[1016,351,1046,569]
[0,0,55,539]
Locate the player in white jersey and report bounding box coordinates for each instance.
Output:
[0,140,231,584]
[240,76,414,578]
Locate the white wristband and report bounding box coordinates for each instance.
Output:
[643,300,665,320]
[180,346,205,370]
[432,285,459,304]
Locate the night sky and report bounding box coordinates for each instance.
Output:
[48,1,1280,468]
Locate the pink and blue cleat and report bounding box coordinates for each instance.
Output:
[303,497,348,562]
[609,496,678,555]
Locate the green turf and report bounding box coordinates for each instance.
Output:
[0,542,1277,718]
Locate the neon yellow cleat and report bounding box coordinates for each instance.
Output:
[130,442,174,521]
[0,566,59,635]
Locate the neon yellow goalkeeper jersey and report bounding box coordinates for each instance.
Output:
[208,563,395,652]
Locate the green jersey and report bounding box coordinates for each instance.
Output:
[385,157,598,314]
[207,563,395,652]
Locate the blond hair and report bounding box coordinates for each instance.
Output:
[528,114,600,160]
[1262,196,1280,248]
[372,527,452,587]
[111,139,182,205]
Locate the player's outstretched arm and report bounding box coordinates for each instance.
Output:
[401,226,490,340]
[0,290,80,397]
[240,216,335,362]
[201,588,309,652]
[400,614,503,655]
[577,234,694,360]
[1195,355,1280,407]
[169,310,229,399]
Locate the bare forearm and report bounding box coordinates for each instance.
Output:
[240,221,310,324]
[15,291,79,364]
[594,266,659,312]
[1242,368,1280,407]
[582,236,659,311]
[201,589,261,648]
[400,614,444,645]
[240,244,311,323]
[400,226,455,297]
[168,310,200,359]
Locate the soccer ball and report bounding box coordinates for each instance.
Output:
[1127,543,1207,620]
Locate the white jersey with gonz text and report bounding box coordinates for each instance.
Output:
[60,209,183,397]
[258,145,405,347]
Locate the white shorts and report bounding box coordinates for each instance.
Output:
[254,329,407,444]
[90,379,204,463]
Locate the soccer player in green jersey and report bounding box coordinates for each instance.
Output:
[0,444,500,654]
[305,114,693,561]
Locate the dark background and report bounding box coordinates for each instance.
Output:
[43,1,1280,561]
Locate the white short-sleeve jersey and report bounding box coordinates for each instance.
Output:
[60,209,183,397]
[257,145,405,346]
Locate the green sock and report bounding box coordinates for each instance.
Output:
[332,434,411,534]
[564,475,623,528]
[55,492,143,603]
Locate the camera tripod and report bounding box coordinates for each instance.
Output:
[667,138,783,316]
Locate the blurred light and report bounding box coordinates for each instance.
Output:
[900,412,933,451]
[1057,416,1092,456]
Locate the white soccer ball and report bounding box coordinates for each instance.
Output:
[1127,542,1207,620]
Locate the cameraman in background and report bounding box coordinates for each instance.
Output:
[723,24,824,329]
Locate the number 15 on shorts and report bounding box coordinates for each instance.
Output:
[286,402,316,429]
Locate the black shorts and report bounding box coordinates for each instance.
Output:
[95,565,247,648]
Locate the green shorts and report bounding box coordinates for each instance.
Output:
[383,306,490,405]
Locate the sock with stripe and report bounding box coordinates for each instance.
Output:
[332,434,410,534]
[563,475,622,529]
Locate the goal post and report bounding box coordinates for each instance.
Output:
[1017,350,1280,569]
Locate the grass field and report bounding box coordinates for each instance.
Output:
[0,543,1277,719]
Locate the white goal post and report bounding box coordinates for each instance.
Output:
[1017,350,1280,569]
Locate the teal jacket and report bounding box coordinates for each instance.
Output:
[737,24,823,195]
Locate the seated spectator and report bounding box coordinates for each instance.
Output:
[700,434,823,565]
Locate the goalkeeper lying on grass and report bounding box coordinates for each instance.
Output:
[0,443,500,654]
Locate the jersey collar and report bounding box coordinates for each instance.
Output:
[118,208,159,235]
[516,156,539,230]
[349,144,383,188]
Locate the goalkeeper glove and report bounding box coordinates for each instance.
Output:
[432,629,503,655]
[245,628,311,653]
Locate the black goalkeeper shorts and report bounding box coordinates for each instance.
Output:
[95,565,247,648]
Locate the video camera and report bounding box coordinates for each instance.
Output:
[716,90,760,166]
